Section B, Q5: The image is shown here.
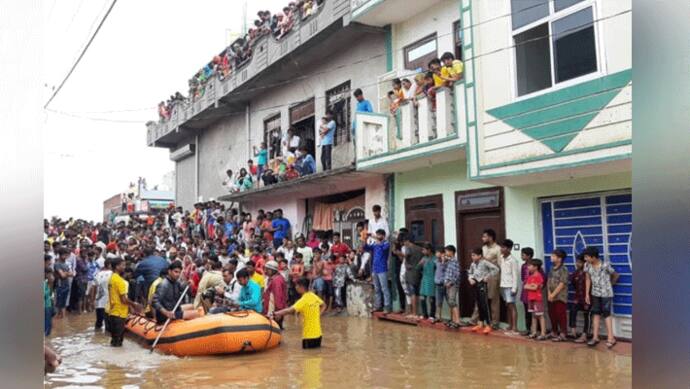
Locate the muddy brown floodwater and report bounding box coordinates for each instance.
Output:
[45,313,631,388]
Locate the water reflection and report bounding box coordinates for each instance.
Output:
[46,314,630,388]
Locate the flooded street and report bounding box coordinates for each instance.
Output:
[46,314,631,388]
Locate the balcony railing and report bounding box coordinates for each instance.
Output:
[355,85,461,164]
[148,0,352,146]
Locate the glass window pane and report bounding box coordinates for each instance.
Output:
[515,23,552,96]
[553,7,597,82]
[431,219,440,249]
[410,220,425,243]
[407,40,437,62]
[511,0,550,30]
[554,0,584,12]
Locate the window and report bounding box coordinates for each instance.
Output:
[512,0,596,96]
[326,81,351,145]
[403,34,438,71]
[453,21,463,61]
[263,114,281,159]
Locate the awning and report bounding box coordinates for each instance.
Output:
[218,166,382,203]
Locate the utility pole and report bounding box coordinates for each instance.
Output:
[241,0,248,35]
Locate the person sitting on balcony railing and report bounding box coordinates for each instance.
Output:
[285,163,300,181]
[278,6,295,39]
[440,51,464,85]
[158,102,170,121]
[423,72,438,112]
[247,159,258,178]
[272,156,286,179]
[302,0,317,19]
[222,169,239,193]
[262,168,278,186]
[235,168,253,192]
[295,146,316,176]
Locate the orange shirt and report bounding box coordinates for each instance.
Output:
[290,263,304,283]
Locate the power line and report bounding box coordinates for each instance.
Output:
[44,0,118,109]
[45,108,147,124]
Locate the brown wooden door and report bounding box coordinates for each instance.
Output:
[457,211,504,316]
[405,195,444,249]
[455,188,505,318]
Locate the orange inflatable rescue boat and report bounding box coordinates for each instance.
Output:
[125,311,282,356]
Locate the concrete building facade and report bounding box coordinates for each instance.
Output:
[148,0,632,337]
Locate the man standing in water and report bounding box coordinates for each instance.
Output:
[108,257,142,347]
[263,260,288,328]
[272,277,326,349]
[152,261,202,324]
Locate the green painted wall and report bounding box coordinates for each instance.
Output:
[394,159,490,242]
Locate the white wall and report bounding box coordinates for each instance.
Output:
[391,0,460,73]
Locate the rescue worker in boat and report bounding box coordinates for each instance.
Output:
[152,260,202,324]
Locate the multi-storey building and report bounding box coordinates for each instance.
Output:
[147,0,632,337]
[353,0,631,337]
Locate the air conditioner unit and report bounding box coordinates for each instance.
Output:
[170,144,195,161]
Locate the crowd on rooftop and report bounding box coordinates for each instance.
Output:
[158,0,324,122]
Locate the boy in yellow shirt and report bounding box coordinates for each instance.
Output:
[272,277,325,349]
[108,258,141,347]
[429,53,464,88]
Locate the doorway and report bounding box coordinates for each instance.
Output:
[405,194,444,249]
[326,81,351,146]
[290,98,316,158]
[455,188,505,318]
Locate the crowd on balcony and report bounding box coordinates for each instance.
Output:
[388,52,464,115]
[222,143,318,193]
[157,0,325,122]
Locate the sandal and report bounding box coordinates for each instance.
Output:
[574,336,588,344]
[527,333,537,339]
[551,336,562,342]
[606,340,617,349]
[536,335,548,341]
[587,339,600,347]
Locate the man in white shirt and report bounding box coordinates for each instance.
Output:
[367,205,389,239]
[94,259,113,331]
[277,238,295,266]
[295,235,314,271]
[498,239,520,335]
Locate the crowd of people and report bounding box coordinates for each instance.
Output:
[43,199,620,352]
[43,201,389,349]
[157,0,324,122]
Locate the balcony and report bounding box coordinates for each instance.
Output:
[355,82,466,173]
[468,69,632,185]
[349,0,444,27]
[147,0,365,147]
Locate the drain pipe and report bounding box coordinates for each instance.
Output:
[194,134,200,201]
[246,103,251,160]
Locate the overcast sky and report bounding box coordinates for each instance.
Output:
[43,0,286,222]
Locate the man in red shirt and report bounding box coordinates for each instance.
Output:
[330,232,350,258]
[263,261,287,328]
